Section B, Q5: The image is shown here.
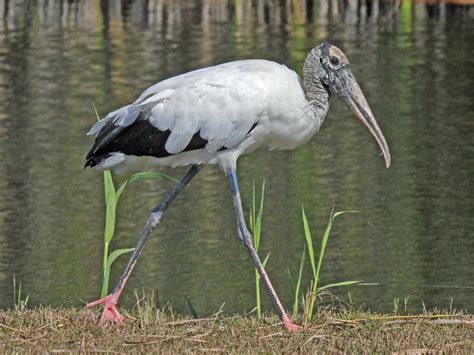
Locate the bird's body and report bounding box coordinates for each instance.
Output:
[85,43,390,332]
[86,60,327,173]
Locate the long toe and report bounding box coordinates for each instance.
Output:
[85,293,125,325]
[100,304,126,325]
[283,319,301,333]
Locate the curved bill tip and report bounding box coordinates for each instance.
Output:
[337,72,391,168]
[354,97,391,169]
[384,150,391,168]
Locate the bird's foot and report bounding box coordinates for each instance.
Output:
[282,316,301,333]
[85,293,126,324]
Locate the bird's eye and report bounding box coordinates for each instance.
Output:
[330,57,340,66]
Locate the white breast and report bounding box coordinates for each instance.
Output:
[88,59,325,173]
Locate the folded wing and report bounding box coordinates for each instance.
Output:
[86,60,278,166]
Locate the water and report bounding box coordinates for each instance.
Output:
[0,0,472,316]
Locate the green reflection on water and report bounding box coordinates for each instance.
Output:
[0,1,472,315]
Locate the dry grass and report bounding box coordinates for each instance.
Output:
[0,297,472,352]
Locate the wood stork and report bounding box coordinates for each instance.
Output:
[85,43,391,332]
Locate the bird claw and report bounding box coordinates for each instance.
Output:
[85,293,126,325]
[283,317,301,333]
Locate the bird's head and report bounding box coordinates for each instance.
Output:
[304,43,391,168]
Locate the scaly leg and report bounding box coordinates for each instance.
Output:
[227,168,300,332]
[86,165,200,323]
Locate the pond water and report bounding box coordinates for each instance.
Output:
[0,0,472,316]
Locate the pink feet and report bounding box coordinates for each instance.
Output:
[282,315,301,333]
[85,293,126,324]
[87,294,299,332]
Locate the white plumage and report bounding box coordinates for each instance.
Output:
[85,44,390,332]
[87,60,326,172]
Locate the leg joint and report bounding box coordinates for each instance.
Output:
[148,211,162,229]
[241,228,254,248]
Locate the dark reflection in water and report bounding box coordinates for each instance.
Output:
[0,1,472,315]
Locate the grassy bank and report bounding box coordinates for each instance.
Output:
[1,302,471,352]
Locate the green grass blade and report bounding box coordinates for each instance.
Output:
[293,246,306,316]
[250,181,265,318]
[101,170,114,296]
[288,268,295,296]
[318,280,361,292]
[104,172,116,244]
[17,281,21,309]
[306,208,358,320]
[292,245,306,318]
[255,252,270,319]
[13,275,16,307]
[185,297,199,319]
[313,207,335,293]
[250,180,265,251]
[302,206,316,279]
[92,102,101,122]
[262,251,271,268]
[254,269,260,318]
[103,172,110,206]
[255,181,265,250]
[314,210,358,291]
[116,172,178,203]
[106,248,135,272]
[250,181,256,235]
[333,211,359,218]
[101,247,135,298]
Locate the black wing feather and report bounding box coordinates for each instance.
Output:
[84,104,259,169]
[85,109,208,168]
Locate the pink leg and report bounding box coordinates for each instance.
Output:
[249,247,300,332]
[228,169,300,332]
[85,263,134,324]
[282,314,301,332]
[86,166,200,324]
[85,292,125,324]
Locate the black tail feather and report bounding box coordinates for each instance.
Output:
[84,157,97,169]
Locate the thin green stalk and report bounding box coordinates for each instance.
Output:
[101,241,109,296]
[12,275,16,307]
[302,207,360,321]
[12,275,29,310]
[254,269,260,318]
[92,104,174,298]
[250,180,265,318]
[292,245,306,318]
[17,282,21,309]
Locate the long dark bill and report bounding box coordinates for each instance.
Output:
[336,70,391,168]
